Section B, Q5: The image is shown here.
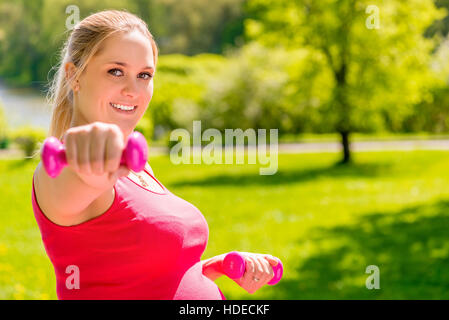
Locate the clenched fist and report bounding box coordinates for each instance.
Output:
[62,121,130,189]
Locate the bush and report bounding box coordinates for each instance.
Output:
[0,103,8,149]
[11,126,47,159]
[0,137,10,149]
[135,115,154,141]
[146,53,227,142]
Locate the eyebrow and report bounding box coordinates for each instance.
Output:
[107,61,155,71]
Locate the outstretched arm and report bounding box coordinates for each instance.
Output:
[201,254,227,282]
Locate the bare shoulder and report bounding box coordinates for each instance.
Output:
[33,162,62,224]
[33,163,114,227]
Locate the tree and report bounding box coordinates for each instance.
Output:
[245,0,444,163]
[0,0,248,87]
[155,0,246,54]
[426,0,449,39]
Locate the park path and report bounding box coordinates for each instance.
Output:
[277,139,449,153]
[2,139,449,160]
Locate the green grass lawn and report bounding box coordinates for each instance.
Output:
[1,150,449,299]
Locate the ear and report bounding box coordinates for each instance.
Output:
[65,62,79,91]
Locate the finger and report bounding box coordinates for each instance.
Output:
[254,256,272,285]
[104,132,123,173]
[77,133,91,175]
[252,256,265,276]
[90,130,105,176]
[241,257,257,294]
[118,165,130,177]
[259,256,271,275]
[262,257,275,280]
[245,255,256,274]
[246,255,265,285]
[247,256,268,292]
[264,254,279,267]
[241,256,256,283]
[64,134,79,173]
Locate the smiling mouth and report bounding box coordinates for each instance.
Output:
[110,102,137,112]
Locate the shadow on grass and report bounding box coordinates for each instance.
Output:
[171,162,394,187]
[270,200,449,299]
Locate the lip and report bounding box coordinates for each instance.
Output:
[109,102,137,114]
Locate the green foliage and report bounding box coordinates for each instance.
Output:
[0,103,8,149]
[203,43,338,134]
[242,0,445,162]
[399,34,449,133]
[154,0,246,54]
[2,0,449,145]
[135,115,154,140]
[149,44,333,138]
[425,0,449,38]
[0,0,246,88]
[10,126,47,159]
[245,0,444,134]
[148,53,227,139]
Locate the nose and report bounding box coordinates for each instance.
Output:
[122,77,139,98]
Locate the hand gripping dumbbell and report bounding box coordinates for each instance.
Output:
[41,131,148,178]
[221,251,283,285]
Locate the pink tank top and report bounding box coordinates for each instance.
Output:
[31,168,226,300]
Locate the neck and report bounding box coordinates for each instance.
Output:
[70,105,89,129]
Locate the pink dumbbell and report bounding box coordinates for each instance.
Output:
[221,251,283,285]
[41,131,148,178]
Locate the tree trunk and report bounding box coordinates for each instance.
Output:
[339,131,351,164]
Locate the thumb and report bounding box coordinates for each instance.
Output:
[117,165,130,178]
[264,255,279,267]
[108,165,130,181]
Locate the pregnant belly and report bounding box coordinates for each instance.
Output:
[173,261,225,300]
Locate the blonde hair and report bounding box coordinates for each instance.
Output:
[46,9,159,141]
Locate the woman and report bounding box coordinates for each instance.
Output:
[31,9,278,300]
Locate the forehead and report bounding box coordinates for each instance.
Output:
[93,30,154,68]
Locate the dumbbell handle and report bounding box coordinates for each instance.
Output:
[41,131,148,178]
[221,251,283,285]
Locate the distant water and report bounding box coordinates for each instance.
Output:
[0,81,51,130]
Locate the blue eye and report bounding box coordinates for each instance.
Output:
[108,68,123,76]
[108,68,152,80]
[139,72,153,80]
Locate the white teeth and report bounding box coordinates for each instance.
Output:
[110,103,136,111]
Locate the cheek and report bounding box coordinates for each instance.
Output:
[98,80,118,98]
[96,80,122,111]
[146,82,154,100]
[80,77,109,109]
[141,83,154,108]
[139,89,153,116]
